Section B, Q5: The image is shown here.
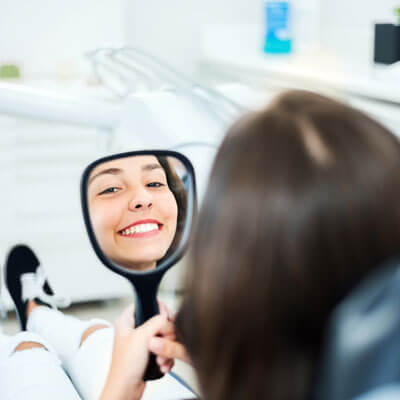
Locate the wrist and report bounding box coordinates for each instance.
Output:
[101,379,144,400]
[101,365,145,400]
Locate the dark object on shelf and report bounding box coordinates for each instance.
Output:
[374,23,400,64]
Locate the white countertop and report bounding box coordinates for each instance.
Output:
[201,26,400,105]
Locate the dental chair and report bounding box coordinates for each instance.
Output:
[316,257,400,400]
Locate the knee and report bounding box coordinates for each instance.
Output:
[80,324,110,346]
[14,341,46,353]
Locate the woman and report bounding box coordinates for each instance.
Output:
[1,156,190,400]
[88,155,187,271]
[3,89,400,400]
[147,89,400,400]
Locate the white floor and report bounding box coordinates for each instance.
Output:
[1,292,199,395]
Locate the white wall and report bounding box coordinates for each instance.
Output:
[0,0,125,79]
[124,0,264,76]
[124,0,400,76]
[1,0,398,80]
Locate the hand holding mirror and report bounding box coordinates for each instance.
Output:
[81,150,196,380]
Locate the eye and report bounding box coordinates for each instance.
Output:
[98,187,121,195]
[147,182,165,188]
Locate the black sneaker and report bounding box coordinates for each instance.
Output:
[4,244,69,330]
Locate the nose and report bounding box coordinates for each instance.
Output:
[128,190,153,211]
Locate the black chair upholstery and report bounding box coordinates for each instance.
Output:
[316,259,400,400]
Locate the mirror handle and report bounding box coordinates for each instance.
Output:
[143,354,164,381]
[133,278,164,381]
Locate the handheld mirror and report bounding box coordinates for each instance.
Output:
[81,150,196,380]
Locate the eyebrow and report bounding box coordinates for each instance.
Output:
[89,168,122,185]
[88,163,163,185]
[142,163,163,172]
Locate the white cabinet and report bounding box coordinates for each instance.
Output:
[0,112,131,309]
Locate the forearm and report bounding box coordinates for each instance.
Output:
[100,366,145,400]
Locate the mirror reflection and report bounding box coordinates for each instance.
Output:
[87,155,188,272]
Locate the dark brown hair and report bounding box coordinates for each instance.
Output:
[157,156,187,262]
[177,90,400,400]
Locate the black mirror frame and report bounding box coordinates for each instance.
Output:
[80,150,197,279]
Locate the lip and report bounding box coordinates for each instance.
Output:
[117,219,163,238]
[119,219,162,232]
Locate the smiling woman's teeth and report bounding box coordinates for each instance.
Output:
[121,223,159,236]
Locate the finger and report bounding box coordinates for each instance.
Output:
[161,359,174,373]
[156,355,168,365]
[170,311,177,322]
[161,363,173,374]
[164,358,174,369]
[148,337,190,363]
[155,319,175,337]
[123,303,135,320]
[115,304,135,330]
[162,332,176,341]
[158,300,168,316]
[158,300,173,320]
[137,314,169,338]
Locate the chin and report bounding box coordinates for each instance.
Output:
[128,250,167,263]
[120,255,164,269]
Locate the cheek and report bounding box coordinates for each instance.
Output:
[159,192,178,227]
[91,200,124,239]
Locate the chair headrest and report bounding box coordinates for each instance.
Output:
[316,258,400,400]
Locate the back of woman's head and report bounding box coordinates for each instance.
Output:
[177,90,400,400]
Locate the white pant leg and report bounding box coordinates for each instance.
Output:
[27,306,112,365]
[0,331,81,400]
[0,328,8,349]
[68,327,114,400]
[27,307,197,400]
[27,306,113,400]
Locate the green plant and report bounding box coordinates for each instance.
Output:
[0,64,20,79]
[395,7,400,24]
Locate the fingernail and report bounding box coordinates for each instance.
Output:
[160,307,168,317]
[161,365,169,374]
[149,337,163,352]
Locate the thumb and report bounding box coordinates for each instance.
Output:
[115,304,135,331]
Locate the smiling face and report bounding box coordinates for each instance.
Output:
[87,155,179,271]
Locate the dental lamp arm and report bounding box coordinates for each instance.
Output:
[0,81,121,129]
